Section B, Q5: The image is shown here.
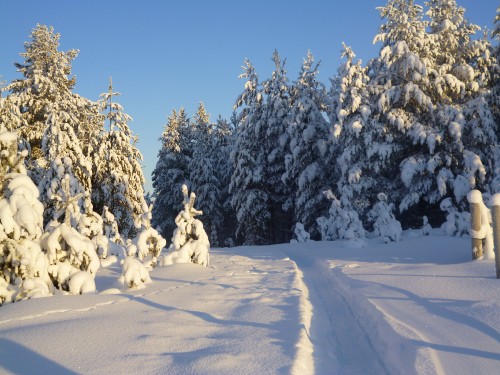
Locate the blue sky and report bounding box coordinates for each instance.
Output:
[0,0,497,192]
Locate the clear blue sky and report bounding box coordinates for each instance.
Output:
[0,0,497,192]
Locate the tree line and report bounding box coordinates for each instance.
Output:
[153,0,500,245]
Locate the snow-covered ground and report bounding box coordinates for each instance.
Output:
[1,230,499,374]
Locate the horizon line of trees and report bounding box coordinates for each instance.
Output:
[153,0,500,245]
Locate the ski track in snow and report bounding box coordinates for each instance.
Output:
[283,247,410,375]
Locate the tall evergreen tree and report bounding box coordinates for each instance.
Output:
[5,25,78,162]
[262,50,293,243]
[230,59,271,245]
[189,103,224,246]
[396,0,497,213]
[152,109,190,238]
[366,0,434,225]
[283,51,331,237]
[212,115,236,245]
[93,79,146,238]
[490,7,500,193]
[3,25,97,190]
[329,43,374,223]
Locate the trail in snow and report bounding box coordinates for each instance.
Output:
[284,232,500,375]
[282,245,417,375]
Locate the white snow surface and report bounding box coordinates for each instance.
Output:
[0,231,499,374]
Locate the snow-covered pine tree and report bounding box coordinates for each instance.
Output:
[152,109,190,239]
[3,25,96,195]
[367,192,402,242]
[488,7,500,193]
[39,157,87,228]
[0,95,21,132]
[328,43,375,224]
[41,203,100,294]
[39,108,92,225]
[367,0,434,227]
[189,103,225,246]
[397,0,499,217]
[262,50,294,243]
[283,51,332,238]
[316,190,365,242]
[161,184,210,267]
[93,78,147,239]
[133,200,166,268]
[4,25,78,164]
[212,115,236,245]
[230,59,271,245]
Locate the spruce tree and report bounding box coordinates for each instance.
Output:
[93,79,146,238]
[152,109,190,238]
[360,0,433,226]
[329,43,374,224]
[3,25,97,192]
[262,50,293,243]
[283,51,331,238]
[212,115,236,245]
[230,59,271,245]
[396,0,497,214]
[488,6,500,193]
[5,25,78,162]
[189,103,224,246]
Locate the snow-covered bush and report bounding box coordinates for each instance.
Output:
[98,206,127,260]
[119,257,151,289]
[316,191,365,241]
[41,223,100,290]
[102,206,121,243]
[440,198,470,237]
[422,216,432,236]
[0,129,52,304]
[133,202,166,267]
[63,270,96,295]
[368,193,402,243]
[160,185,210,267]
[291,222,310,244]
[0,277,16,304]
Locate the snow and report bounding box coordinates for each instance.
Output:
[493,194,500,207]
[468,189,483,204]
[1,232,498,374]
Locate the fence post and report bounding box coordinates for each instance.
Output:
[492,194,500,279]
[468,190,483,260]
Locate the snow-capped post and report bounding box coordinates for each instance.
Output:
[468,190,483,260]
[492,194,500,279]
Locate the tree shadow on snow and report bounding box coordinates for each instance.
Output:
[0,337,78,374]
[126,295,270,330]
[366,281,500,359]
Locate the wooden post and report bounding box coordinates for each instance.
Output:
[492,194,500,279]
[468,190,484,260]
[470,202,483,259]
